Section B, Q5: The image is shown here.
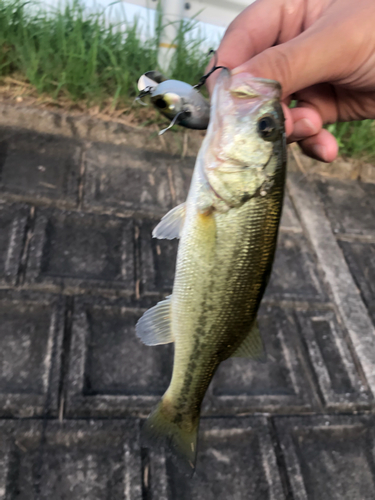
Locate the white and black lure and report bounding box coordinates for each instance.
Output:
[136,53,225,135]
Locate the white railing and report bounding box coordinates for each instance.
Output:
[122,1,253,72]
[123,0,252,27]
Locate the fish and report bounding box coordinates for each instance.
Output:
[136,69,286,473]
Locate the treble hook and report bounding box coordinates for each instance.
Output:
[159,111,189,136]
[134,86,154,106]
[194,49,227,89]
[134,96,148,106]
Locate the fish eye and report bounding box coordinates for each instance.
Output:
[155,98,167,109]
[257,114,278,141]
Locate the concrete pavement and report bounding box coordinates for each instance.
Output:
[0,111,374,499]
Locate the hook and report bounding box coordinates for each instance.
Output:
[194,49,227,89]
[134,96,148,106]
[159,111,189,136]
[134,87,153,107]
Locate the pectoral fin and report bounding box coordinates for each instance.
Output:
[136,296,173,346]
[153,203,186,240]
[231,321,266,361]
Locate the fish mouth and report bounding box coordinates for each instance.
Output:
[262,153,273,171]
[201,167,228,204]
[228,73,282,101]
[211,152,273,173]
[249,77,281,90]
[229,73,282,89]
[202,152,274,207]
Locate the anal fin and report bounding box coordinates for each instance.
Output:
[231,320,266,361]
[153,203,186,240]
[136,296,173,346]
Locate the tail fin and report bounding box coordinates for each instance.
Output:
[142,402,199,475]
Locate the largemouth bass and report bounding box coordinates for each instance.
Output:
[136,69,286,472]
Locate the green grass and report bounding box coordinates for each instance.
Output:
[0,0,210,108]
[327,121,375,161]
[0,0,373,160]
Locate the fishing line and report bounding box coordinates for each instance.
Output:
[194,49,227,89]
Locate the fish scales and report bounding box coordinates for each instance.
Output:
[171,190,284,410]
[136,69,286,473]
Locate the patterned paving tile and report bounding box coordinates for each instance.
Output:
[0,291,64,417]
[275,415,375,500]
[26,209,134,293]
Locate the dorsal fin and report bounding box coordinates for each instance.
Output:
[153,203,186,240]
[136,296,173,346]
[231,320,266,361]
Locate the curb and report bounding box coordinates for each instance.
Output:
[0,101,203,157]
[0,100,374,183]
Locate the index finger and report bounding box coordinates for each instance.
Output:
[206,0,306,92]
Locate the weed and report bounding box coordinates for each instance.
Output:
[0,0,373,160]
[0,0,208,107]
[327,121,375,161]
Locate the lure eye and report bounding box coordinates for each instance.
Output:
[154,98,167,109]
[257,114,278,141]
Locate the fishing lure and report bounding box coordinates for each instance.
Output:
[136,51,224,135]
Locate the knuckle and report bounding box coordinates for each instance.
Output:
[264,46,294,93]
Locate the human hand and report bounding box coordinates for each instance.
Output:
[206,0,375,162]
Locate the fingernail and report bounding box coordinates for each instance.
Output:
[293,118,318,138]
[311,144,327,161]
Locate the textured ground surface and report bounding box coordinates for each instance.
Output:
[0,122,374,499]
